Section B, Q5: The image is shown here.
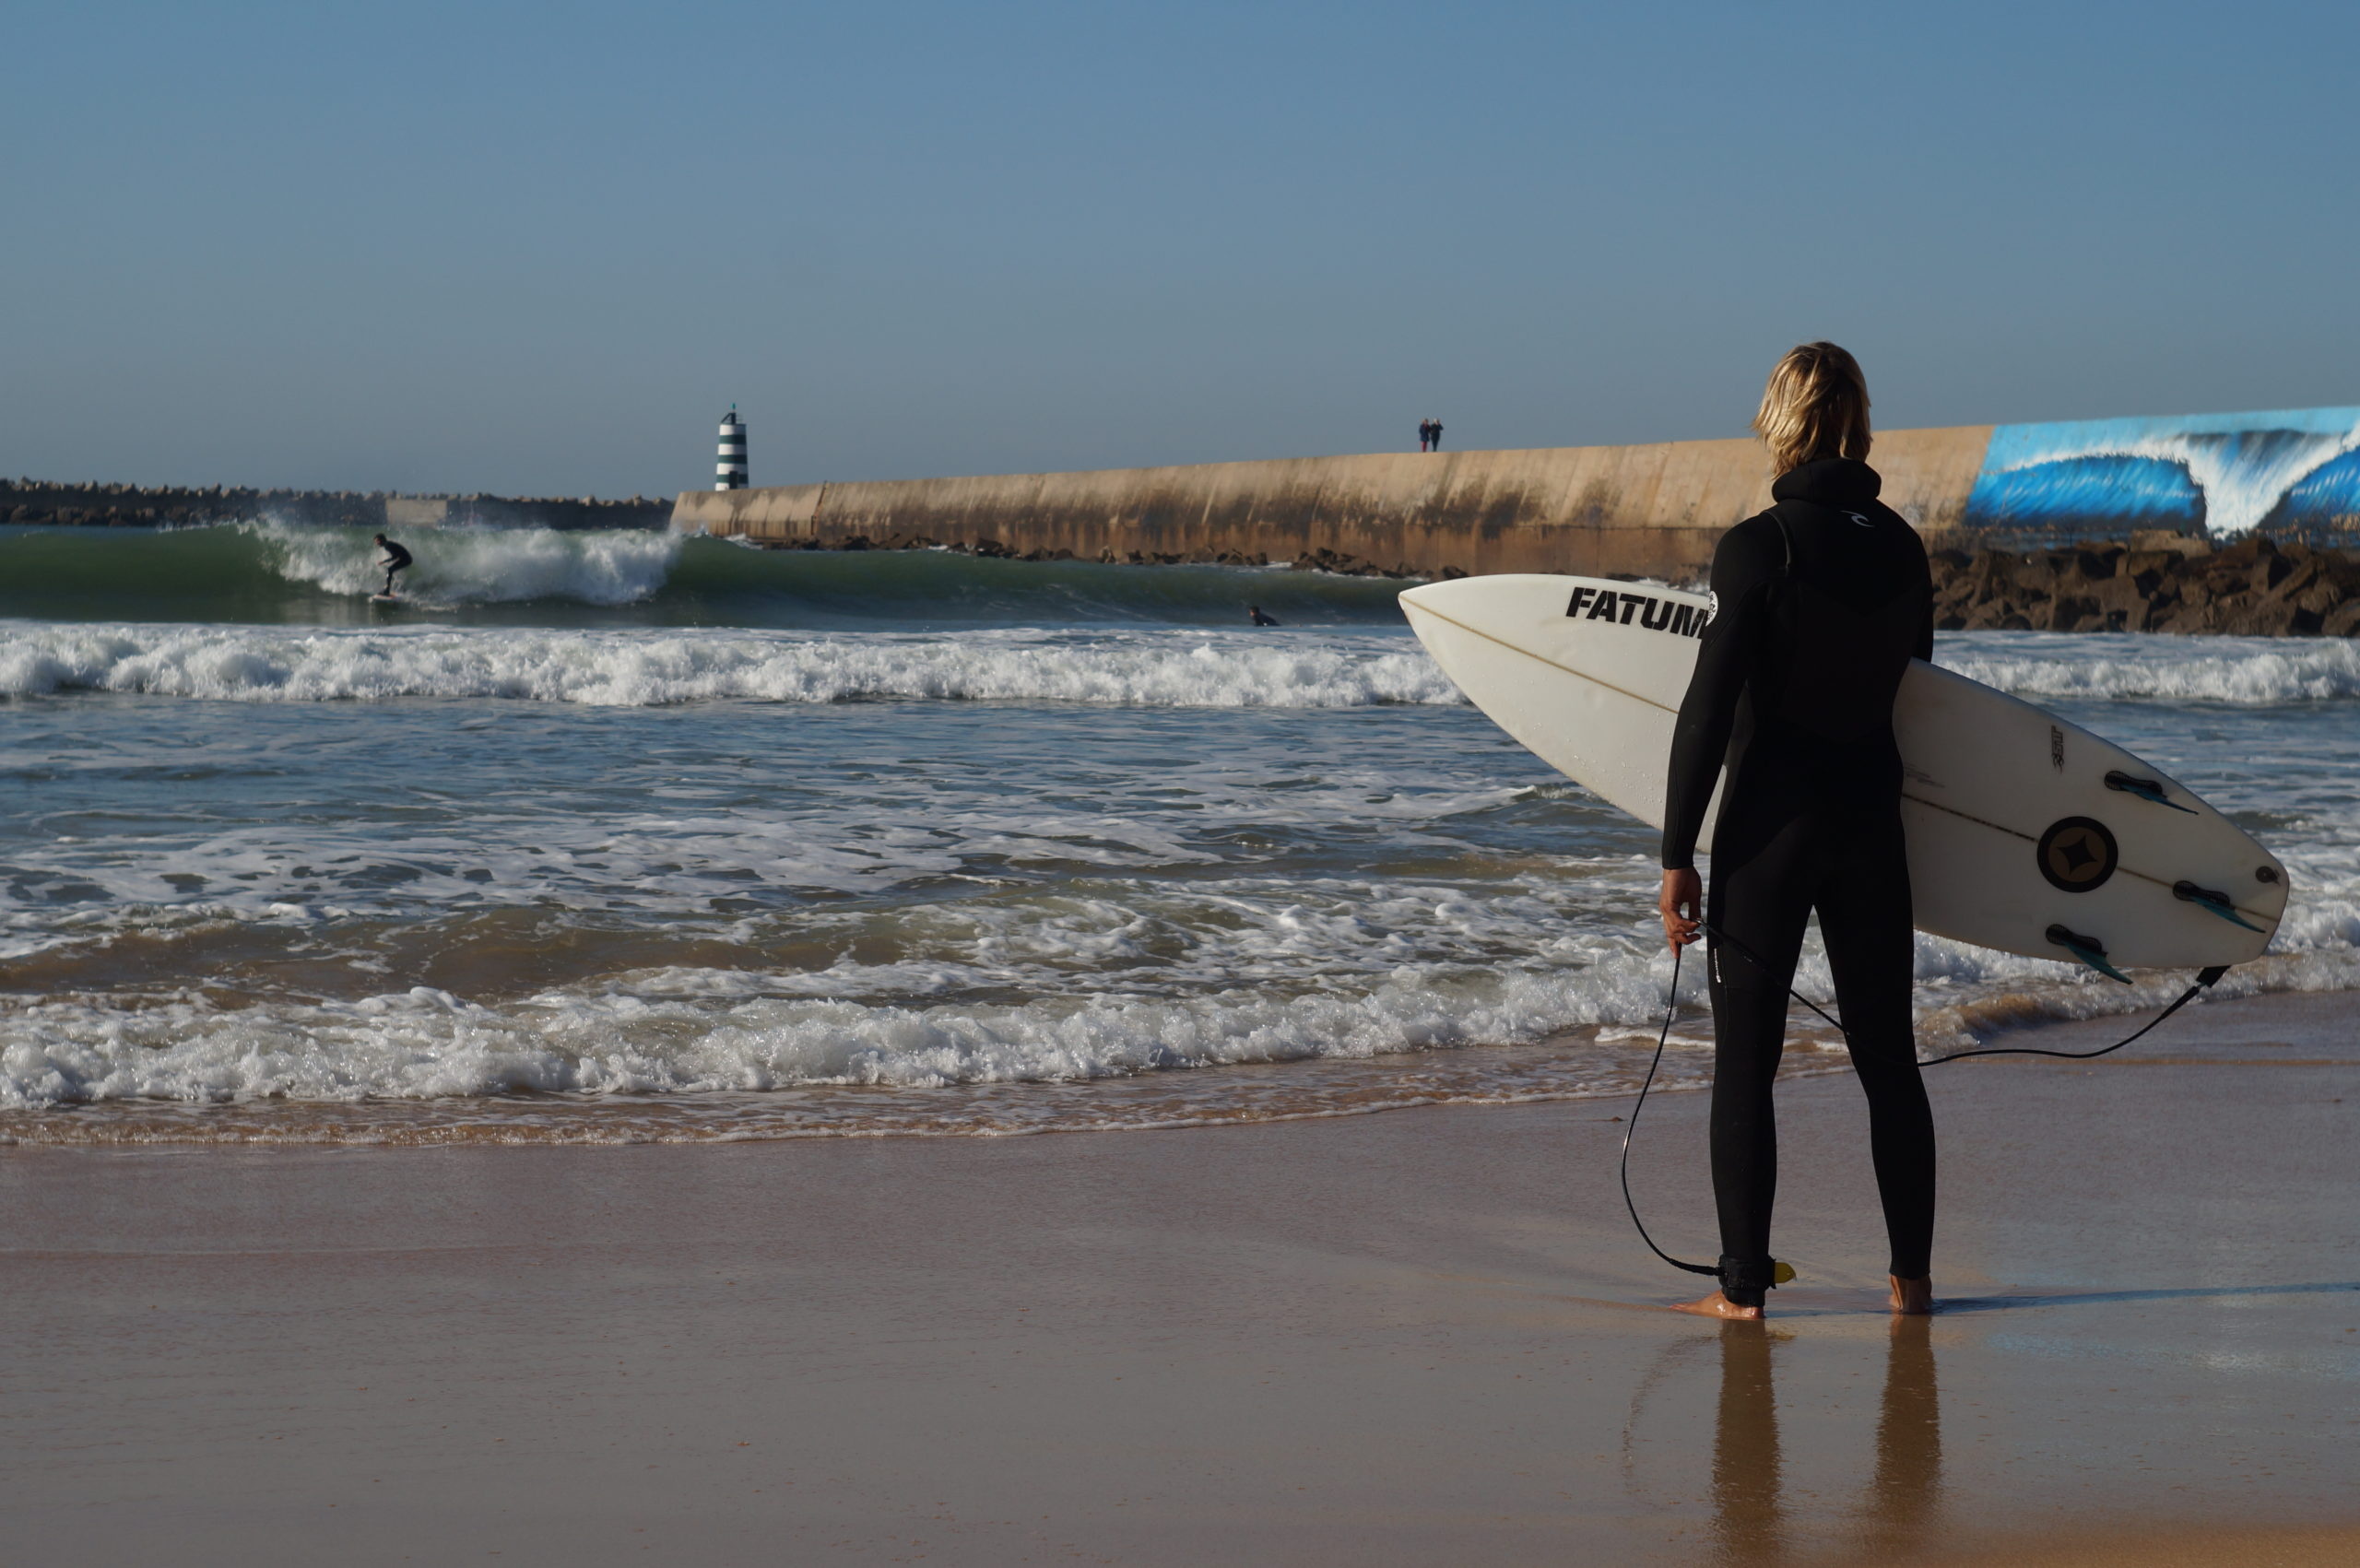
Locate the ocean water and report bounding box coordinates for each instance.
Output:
[4,522,2356,1145]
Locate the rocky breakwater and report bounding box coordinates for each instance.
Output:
[751,531,1457,578]
[1930,536,2360,636]
[3,480,672,531]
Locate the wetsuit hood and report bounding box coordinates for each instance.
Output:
[1771,457,1882,507]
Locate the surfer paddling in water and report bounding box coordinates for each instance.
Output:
[1658,342,1938,1320]
[373,534,412,599]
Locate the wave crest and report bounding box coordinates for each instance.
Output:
[1939,631,2360,703]
[0,623,1460,707]
[0,522,1422,627]
[253,522,681,606]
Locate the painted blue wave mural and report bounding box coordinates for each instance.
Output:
[2273,444,2360,529]
[1964,407,2360,538]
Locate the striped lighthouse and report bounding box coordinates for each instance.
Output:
[714,407,748,490]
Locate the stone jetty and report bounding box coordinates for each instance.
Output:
[1931,536,2360,637]
[3,480,670,532]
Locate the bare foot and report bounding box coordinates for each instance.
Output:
[1670,1290,1764,1320]
[1889,1275,1934,1315]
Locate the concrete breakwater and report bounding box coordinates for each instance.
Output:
[675,404,2360,585]
[669,450,2360,636]
[5,481,671,532]
[1934,536,2360,636]
[669,429,1998,581]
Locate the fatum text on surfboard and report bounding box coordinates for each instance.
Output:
[1564,584,1705,637]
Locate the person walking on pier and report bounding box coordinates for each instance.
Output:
[1427,417,1444,452]
[1417,419,1434,452]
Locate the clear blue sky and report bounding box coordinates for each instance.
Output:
[8,0,2356,497]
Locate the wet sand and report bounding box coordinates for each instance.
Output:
[1,990,2354,1565]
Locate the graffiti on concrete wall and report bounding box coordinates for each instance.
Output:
[1963,407,2360,537]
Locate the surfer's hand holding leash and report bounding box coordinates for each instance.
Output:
[1658,869,1702,952]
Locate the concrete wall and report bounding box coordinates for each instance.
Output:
[670,425,1996,580]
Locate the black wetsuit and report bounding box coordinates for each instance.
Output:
[1660,457,1937,1305]
[378,538,412,595]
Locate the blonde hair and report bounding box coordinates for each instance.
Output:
[1753,341,1871,475]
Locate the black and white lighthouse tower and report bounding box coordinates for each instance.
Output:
[715,407,748,490]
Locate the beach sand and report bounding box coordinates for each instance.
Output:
[2,990,2354,1565]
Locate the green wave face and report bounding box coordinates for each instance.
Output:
[0,523,1421,631]
[1,522,300,622]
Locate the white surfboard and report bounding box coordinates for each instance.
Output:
[1400,574,2285,972]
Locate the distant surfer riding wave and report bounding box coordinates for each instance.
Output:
[372,533,412,599]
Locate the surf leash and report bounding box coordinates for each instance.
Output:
[1694,922,2231,1066]
[1619,944,1720,1280]
[1618,941,1794,1291]
[1622,927,2232,1287]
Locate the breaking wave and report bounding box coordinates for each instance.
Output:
[0,957,1677,1111]
[7,621,2354,710]
[0,622,1458,707]
[262,521,680,605]
[0,521,1417,628]
[4,925,2353,1141]
[1939,631,2360,704]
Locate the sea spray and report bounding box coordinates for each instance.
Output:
[255,521,683,606]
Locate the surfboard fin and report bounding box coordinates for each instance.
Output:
[2046,924,2133,984]
[2173,880,2266,933]
[2105,770,2196,813]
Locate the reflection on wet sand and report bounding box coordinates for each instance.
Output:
[1865,1319,1943,1555]
[1707,1319,1943,1563]
[1711,1325,1785,1561]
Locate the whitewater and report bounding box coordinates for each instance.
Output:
[6,619,2360,709]
[3,521,2355,1144]
[0,623,1460,707]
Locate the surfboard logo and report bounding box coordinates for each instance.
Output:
[2036,816,2119,893]
[1562,584,1705,637]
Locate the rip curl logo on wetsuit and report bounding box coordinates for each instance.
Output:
[2036,816,2119,892]
[1563,584,1705,638]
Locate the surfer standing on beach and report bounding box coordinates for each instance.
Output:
[373,533,412,598]
[1657,342,1938,1320]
